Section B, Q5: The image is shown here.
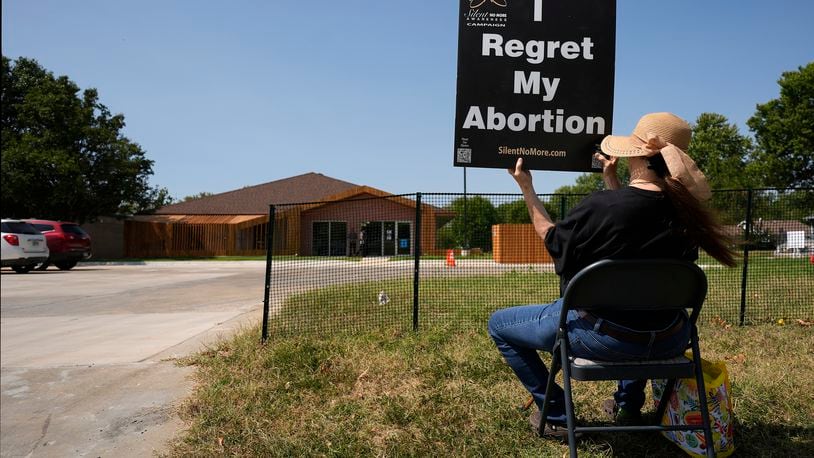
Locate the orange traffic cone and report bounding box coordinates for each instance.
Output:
[446,249,456,267]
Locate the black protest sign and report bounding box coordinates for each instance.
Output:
[453,0,616,171]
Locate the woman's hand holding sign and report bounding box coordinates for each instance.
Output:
[509,158,554,239]
[508,157,534,191]
[594,152,621,190]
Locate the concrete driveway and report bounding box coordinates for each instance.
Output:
[0,261,266,458]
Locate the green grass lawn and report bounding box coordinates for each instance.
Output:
[270,272,562,335]
[171,322,814,457]
[271,256,813,336]
[170,256,813,457]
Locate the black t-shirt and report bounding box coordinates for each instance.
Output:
[544,187,698,330]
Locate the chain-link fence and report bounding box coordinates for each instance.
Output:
[262,188,814,339]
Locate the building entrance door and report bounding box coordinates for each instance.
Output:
[382,222,396,256]
[361,221,411,256]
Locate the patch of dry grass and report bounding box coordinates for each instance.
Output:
[170,321,813,457]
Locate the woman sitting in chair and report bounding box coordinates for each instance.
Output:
[488,112,737,438]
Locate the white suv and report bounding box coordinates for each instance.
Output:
[1,219,50,273]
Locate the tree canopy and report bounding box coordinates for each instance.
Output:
[553,160,630,197]
[687,112,756,189]
[438,196,499,250]
[182,191,214,202]
[747,62,814,188]
[495,199,530,224]
[1,56,171,222]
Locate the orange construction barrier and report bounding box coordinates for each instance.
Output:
[446,249,456,267]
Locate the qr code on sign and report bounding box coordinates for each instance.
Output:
[457,148,472,163]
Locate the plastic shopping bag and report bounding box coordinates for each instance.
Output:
[651,354,735,457]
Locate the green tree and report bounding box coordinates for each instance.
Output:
[1,56,170,222]
[747,62,814,188]
[182,191,214,202]
[553,173,604,195]
[553,161,630,196]
[687,112,756,189]
[495,199,530,224]
[437,196,498,251]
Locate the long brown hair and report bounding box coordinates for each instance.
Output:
[648,155,738,267]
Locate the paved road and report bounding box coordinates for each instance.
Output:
[0,262,266,458]
[1,258,553,457]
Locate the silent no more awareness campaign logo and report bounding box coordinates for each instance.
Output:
[465,0,507,28]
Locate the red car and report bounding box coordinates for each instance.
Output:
[25,219,92,270]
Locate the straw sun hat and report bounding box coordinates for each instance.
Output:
[600,112,712,201]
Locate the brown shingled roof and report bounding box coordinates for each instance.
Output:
[155,172,360,215]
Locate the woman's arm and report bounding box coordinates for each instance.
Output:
[508,158,554,240]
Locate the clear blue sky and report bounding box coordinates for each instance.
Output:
[3,1,813,199]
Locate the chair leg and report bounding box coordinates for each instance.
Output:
[539,342,562,435]
[654,378,676,425]
[690,332,716,458]
[559,341,579,458]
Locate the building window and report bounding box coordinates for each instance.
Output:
[313,221,348,256]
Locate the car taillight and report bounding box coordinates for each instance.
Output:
[3,234,20,246]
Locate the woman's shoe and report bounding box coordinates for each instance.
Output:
[528,410,582,439]
[601,399,643,426]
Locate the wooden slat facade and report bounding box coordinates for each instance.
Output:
[272,208,300,255]
[125,215,268,257]
[492,224,553,264]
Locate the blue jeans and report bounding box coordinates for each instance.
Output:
[487,299,690,424]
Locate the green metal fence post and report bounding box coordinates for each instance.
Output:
[463,169,469,249]
[262,204,275,342]
[739,189,753,326]
[413,193,422,331]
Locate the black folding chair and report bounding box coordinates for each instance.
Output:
[540,259,715,458]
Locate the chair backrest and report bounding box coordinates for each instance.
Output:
[561,259,707,319]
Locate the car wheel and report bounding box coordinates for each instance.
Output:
[11,265,34,274]
[55,261,78,271]
[36,260,51,271]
